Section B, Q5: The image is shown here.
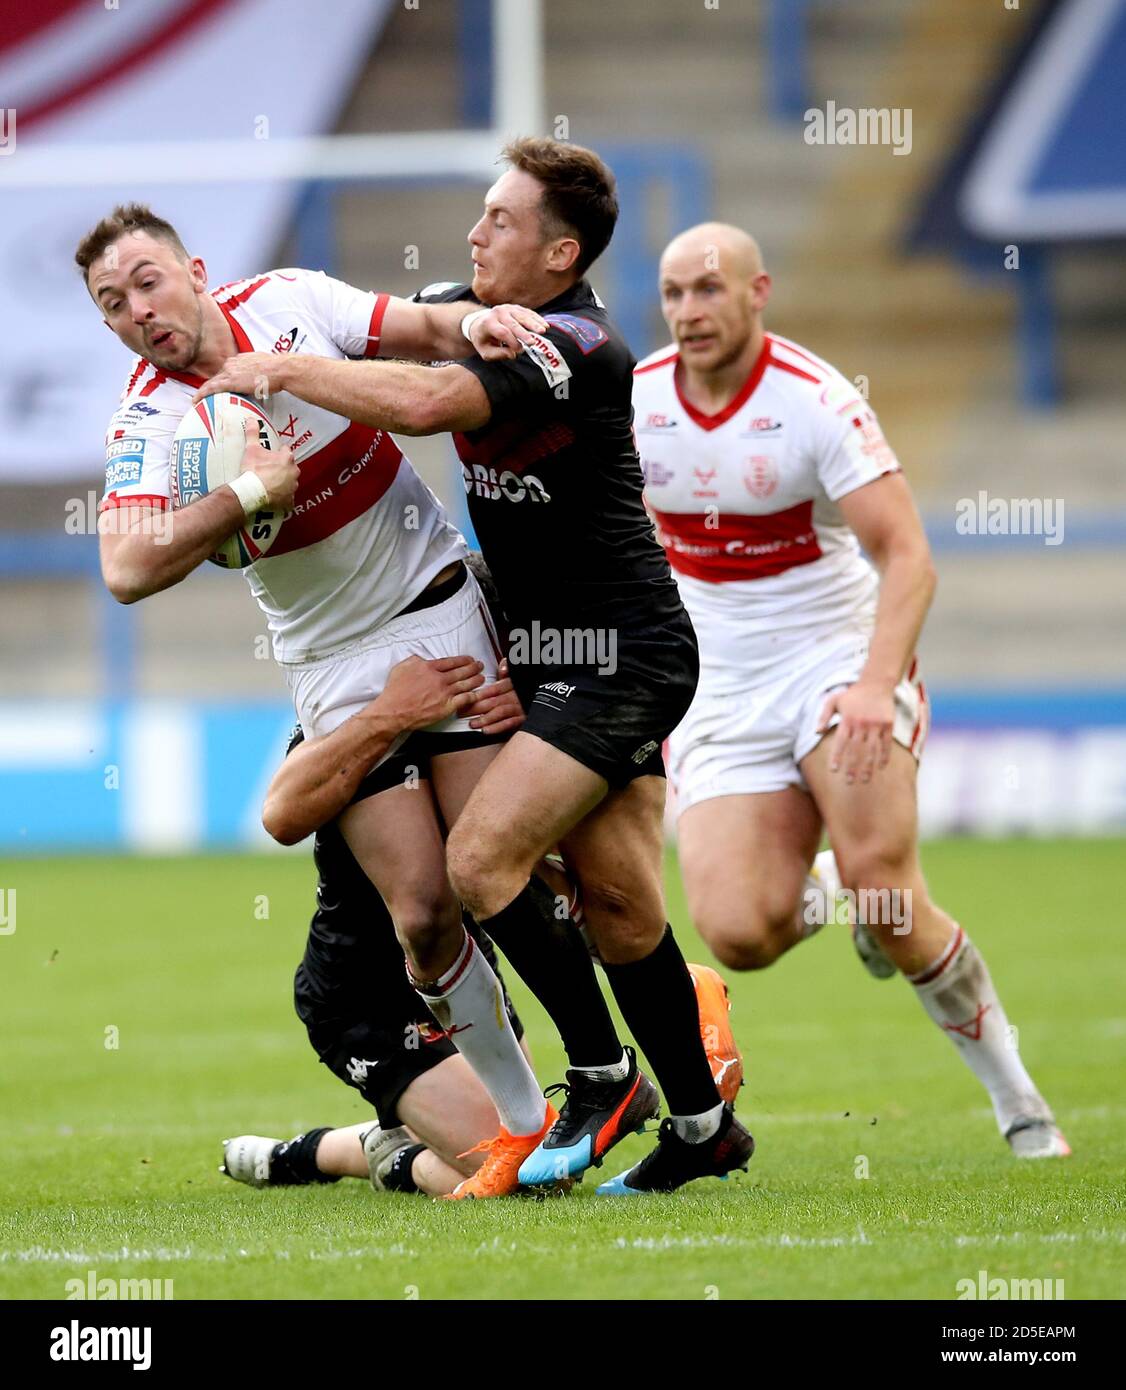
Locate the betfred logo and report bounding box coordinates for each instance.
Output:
[645,412,677,429]
[749,417,782,433]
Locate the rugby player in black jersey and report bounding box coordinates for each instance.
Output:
[196,137,754,1197]
[222,649,537,1199]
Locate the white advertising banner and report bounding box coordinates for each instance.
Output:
[0,0,392,482]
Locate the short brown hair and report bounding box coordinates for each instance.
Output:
[501,137,618,277]
[75,203,189,280]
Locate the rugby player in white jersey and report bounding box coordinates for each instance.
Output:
[77,205,602,1182]
[635,222,1068,1159]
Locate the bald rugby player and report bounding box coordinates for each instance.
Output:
[635,223,1068,1158]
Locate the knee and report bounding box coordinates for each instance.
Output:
[391,889,462,964]
[697,902,795,972]
[582,876,664,959]
[836,841,912,897]
[446,829,499,918]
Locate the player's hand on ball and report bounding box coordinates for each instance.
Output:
[465,659,526,735]
[240,418,299,511]
[193,352,286,404]
[818,680,895,784]
[381,655,487,731]
[470,305,549,361]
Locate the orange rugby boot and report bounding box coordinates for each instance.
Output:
[688,963,744,1105]
[441,1102,560,1200]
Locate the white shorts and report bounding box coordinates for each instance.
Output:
[283,567,502,763]
[668,629,929,815]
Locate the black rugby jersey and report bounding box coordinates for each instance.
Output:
[414,278,684,635]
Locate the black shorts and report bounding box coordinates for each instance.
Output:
[293,935,524,1129]
[506,608,700,788]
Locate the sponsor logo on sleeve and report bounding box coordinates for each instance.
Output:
[544,313,609,354]
[521,332,572,389]
[104,437,146,492]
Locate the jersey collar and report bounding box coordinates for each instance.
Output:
[673,334,771,432]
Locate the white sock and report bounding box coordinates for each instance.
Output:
[570,1049,630,1084]
[670,1100,725,1144]
[798,849,844,941]
[909,925,1051,1135]
[413,932,547,1137]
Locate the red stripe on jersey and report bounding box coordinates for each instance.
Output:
[674,339,771,432]
[766,334,829,377]
[453,420,576,476]
[651,502,823,583]
[99,493,170,513]
[215,276,271,311]
[265,424,405,557]
[123,358,149,397]
[363,294,391,358]
[634,349,678,376]
[768,354,821,386]
[139,365,206,396]
[218,300,255,354]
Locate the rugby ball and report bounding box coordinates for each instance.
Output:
[170,392,285,569]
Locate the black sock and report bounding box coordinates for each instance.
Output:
[478,877,621,1068]
[381,1143,426,1194]
[269,1127,339,1185]
[602,926,720,1116]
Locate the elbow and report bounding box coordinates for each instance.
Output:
[261,795,305,847]
[103,563,146,605]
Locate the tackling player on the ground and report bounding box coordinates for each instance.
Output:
[634,221,1068,1159]
[196,139,754,1196]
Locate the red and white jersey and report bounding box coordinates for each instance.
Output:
[634,332,900,682]
[100,268,465,663]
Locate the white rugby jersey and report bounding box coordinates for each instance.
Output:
[100,268,465,663]
[634,332,900,681]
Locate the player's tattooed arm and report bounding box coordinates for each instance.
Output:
[817,472,937,783]
[262,655,489,844]
[195,354,493,435]
[378,298,548,363]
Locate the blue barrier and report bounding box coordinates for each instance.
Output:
[1,691,1123,851]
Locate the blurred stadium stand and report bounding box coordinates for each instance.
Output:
[1,0,1124,847]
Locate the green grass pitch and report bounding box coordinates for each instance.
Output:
[1,840,1123,1301]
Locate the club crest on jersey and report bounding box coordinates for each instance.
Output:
[743,454,780,499]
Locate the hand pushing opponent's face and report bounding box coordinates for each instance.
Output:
[87,230,207,372]
[467,168,579,307]
[659,223,771,375]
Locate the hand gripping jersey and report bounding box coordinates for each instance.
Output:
[100,268,465,664]
[634,332,901,682]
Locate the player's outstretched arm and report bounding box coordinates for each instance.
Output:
[99,421,299,604]
[262,655,489,845]
[194,353,492,436]
[377,298,548,363]
[817,472,937,782]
